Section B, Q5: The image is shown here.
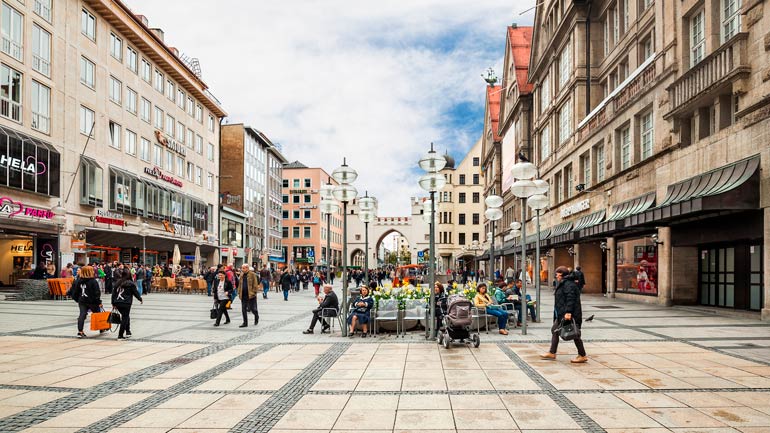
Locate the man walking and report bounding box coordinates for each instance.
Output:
[573,266,586,293]
[541,266,587,363]
[505,266,515,284]
[238,264,259,327]
[259,265,271,299]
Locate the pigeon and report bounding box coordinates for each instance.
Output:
[585,314,595,322]
[518,151,529,162]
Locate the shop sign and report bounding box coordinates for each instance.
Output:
[154,130,187,157]
[289,189,307,194]
[0,154,46,175]
[37,237,57,267]
[299,205,317,209]
[183,255,196,261]
[71,239,86,251]
[97,209,124,219]
[560,199,590,218]
[162,220,195,237]
[297,221,317,225]
[219,192,241,206]
[144,166,183,187]
[193,211,206,221]
[0,196,54,219]
[9,241,33,254]
[91,215,127,226]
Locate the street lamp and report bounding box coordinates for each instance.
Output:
[320,177,338,283]
[527,186,549,323]
[139,222,150,266]
[332,158,358,337]
[418,142,447,340]
[359,192,377,284]
[510,160,538,335]
[484,195,503,281]
[52,203,66,274]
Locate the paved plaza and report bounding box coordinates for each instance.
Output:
[0,286,769,433]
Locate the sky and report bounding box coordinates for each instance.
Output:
[127,0,536,216]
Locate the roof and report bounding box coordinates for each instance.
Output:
[508,26,534,94]
[283,161,308,169]
[486,85,501,142]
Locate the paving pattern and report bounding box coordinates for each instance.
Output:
[0,284,769,432]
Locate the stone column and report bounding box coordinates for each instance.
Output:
[762,208,770,321]
[607,237,616,298]
[657,226,673,307]
[573,243,580,270]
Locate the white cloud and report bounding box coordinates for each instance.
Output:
[127,0,535,215]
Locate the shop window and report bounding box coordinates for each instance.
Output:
[616,237,658,295]
[221,218,243,247]
[80,157,102,207]
[0,129,60,196]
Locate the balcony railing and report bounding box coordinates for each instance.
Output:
[31,112,49,134]
[32,55,50,77]
[1,37,22,62]
[668,33,749,115]
[0,99,21,123]
[34,0,51,22]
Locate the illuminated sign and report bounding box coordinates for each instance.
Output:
[0,155,46,175]
[144,166,183,187]
[0,196,54,219]
[154,130,187,157]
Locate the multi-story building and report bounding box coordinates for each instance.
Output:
[525,0,769,317]
[281,162,343,271]
[435,138,486,273]
[0,0,226,281]
[219,124,286,268]
[265,144,286,266]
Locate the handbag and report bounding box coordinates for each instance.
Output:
[210,302,218,319]
[553,319,581,341]
[90,307,111,331]
[108,309,122,324]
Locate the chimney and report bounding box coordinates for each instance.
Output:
[169,47,179,56]
[150,27,164,43]
[511,23,518,28]
[136,14,149,27]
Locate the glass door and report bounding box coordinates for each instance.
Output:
[749,244,763,310]
[699,247,735,307]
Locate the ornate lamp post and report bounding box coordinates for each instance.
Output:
[510,161,539,335]
[332,159,358,337]
[358,192,377,284]
[52,203,66,274]
[139,222,150,266]
[418,143,447,340]
[484,195,503,281]
[319,178,338,283]
[527,181,549,323]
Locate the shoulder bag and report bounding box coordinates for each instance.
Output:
[553,318,581,341]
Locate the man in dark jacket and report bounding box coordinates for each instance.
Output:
[204,266,216,296]
[103,263,113,294]
[541,266,587,363]
[573,266,586,292]
[238,264,259,327]
[303,284,339,334]
[280,270,293,301]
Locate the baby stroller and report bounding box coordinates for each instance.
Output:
[438,294,480,349]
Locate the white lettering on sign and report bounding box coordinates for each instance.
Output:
[97,209,124,219]
[173,223,195,238]
[560,199,590,218]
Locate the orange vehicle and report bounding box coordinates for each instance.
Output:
[394,264,425,286]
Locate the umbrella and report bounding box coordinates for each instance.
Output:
[193,245,201,276]
[246,248,253,269]
[172,244,181,277]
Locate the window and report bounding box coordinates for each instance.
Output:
[177,88,185,108]
[109,121,121,150]
[540,74,551,109]
[559,100,572,143]
[603,14,610,56]
[196,137,203,155]
[641,0,653,11]
[140,137,150,161]
[30,81,49,133]
[564,164,573,198]
[304,194,311,203]
[109,33,122,61]
[165,114,175,136]
[154,69,164,93]
[458,192,466,204]
[195,104,203,122]
[207,141,214,161]
[81,8,99,42]
[140,98,151,123]
[304,227,311,238]
[34,0,51,22]
[559,40,571,89]
[153,144,162,166]
[472,157,480,166]
[166,79,174,100]
[292,210,300,219]
[282,195,289,204]
[125,88,137,114]
[177,121,185,141]
[80,56,95,88]
[540,124,551,160]
[619,126,631,170]
[721,0,741,42]
[282,227,289,238]
[208,115,215,132]
[459,214,466,225]
[458,233,466,245]
[80,158,103,206]
[31,24,51,77]
[175,155,183,177]
[293,179,300,188]
[555,172,563,202]
[109,76,122,104]
[304,178,311,188]
[459,174,466,185]
[580,153,591,189]
[207,172,213,191]
[293,227,300,238]
[282,179,289,188]
[472,174,479,185]
[187,96,194,116]
[292,195,300,204]
[641,33,654,61]
[472,213,480,225]
[621,0,629,34]
[123,129,136,156]
[195,166,202,186]
[612,4,620,45]
[126,46,138,73]
[168,151,176,174]
[595,143,605,182]
[472,192,480,203]
[640,111,654,159]
[141,58,151,82]
[80,106,94,136]
[691,9,705,67]
[154,106,163,129]
[186,128,193,148]
[472,233,480,242]
[304,210,311,219]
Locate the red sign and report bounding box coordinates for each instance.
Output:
[144,166,183,187]
[91,216,127,226]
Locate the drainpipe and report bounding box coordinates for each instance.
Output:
[586,1,592,116]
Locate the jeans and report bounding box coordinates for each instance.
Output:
[242,296,258,325]
[215,300,230,325]
[207,280,213,296]
[115,304,131,337]
[261,279,269,298]
[135,280,144,296]
[283,289,289,301]
[549,319,586,356]
[77,304,101,332]
[485,307,508,330]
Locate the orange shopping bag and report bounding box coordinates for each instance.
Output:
[90,309,111,331]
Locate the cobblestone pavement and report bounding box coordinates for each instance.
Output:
[1,283,769,432]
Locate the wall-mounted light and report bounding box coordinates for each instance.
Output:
[651,234,664,245]
[567,246,575,256]
[599,241,608,252]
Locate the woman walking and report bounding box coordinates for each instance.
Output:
[72,266,103,338]
[213,272,233,326]
[473,283,508,335]
[541,266,588,363]
[112,268,143,339]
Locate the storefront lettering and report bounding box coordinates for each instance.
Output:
[162,220,195,237]
[299,205,317,209]
[144,166,184,187]
[193,212,207,221]
[154,130,187,157]
[0,196,54,219]
[219,192,241,206]
[560,199,590,218]
[0,154,46,175]
[10,241,33,253]
[97,209,124,219]
[91,215,127,226]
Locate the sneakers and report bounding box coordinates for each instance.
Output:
[571,355,589,364]
[117,336,126,340]
[499,329,509,335]
[126,331,132,337]
[77,332,86,339]
[540,352,556,360]
[302,329,314,334]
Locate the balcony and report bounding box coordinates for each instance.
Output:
[32,55,51,77]
[1,37,22,62]
[667,33,749,117]
[34,0,51,22]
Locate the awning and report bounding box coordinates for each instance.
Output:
[572,210,605,232]
[580,192,656,238]
[627,155,760,227]
[549,221,577,245]
[84,228,217,256]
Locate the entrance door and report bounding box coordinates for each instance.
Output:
[699,245,763,311]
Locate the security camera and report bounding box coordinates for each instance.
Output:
[575,183,586,192]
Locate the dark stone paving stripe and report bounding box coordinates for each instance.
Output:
[0,384,79,393]
[498,342,607,433]
[230,342,351,433]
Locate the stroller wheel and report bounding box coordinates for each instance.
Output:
[472,333,480,348]
[443,333,451,349]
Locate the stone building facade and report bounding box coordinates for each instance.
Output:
[0,0,226,279]
[520,0,769,318]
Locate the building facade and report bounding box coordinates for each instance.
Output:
[281,162,343,271]
[0,0,226,281]
[219,124,286,268]
[522,0,769,318]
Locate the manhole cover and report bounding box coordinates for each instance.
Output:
[594,306,622,309]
